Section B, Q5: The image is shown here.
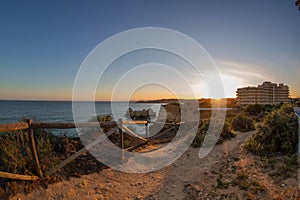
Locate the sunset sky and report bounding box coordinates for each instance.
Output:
[0,0,299,100]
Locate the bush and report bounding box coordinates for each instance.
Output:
[87,114,114,133]
[245,104,298,156]
[244,136,264,155]
[220,121,236,139]
[192,120,235,147]
[230,114,255,132]
[0,129,57,175]
[245,104,265,115]
[0,130,33,175]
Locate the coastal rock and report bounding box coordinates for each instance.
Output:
[126,108,156,120]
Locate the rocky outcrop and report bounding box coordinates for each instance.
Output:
[126,108,156,120]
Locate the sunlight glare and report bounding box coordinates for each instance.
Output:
[193,73,245,99]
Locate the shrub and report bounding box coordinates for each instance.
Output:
[87,114,114,133]
[191,132,206,147]
[0,130,33,175]
[220,121,236,139]
[245,104,265,115]
[230,114,255,132]
[192,120,235,147]
[245,104,298,156]
[0,129,57,175]
[97,115,113,122]
[244,137,264,155]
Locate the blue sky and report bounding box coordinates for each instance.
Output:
[0,0,299,100]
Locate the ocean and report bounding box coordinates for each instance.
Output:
[0,100,163,136]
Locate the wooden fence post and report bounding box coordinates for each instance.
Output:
[145,121,149,138]
[173,121,177,133]
[119,119,124,160]
[26,119,43,177]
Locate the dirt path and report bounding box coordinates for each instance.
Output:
[11,131,299,200]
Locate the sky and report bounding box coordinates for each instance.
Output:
[0,0,299,100]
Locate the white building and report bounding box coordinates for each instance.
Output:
[236,81,289,105]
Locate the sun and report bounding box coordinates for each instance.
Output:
[193,73,245,99]
[220,74,245,98]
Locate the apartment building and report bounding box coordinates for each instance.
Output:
[236,81,289,105]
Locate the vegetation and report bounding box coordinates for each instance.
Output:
[243,103,284,121]
[0,129,60,199]
[230,114,255,132]
[0,129,57,176]
[245,104,298,156]
[230,170,266,193]
[231,170,249,190]
[244,104,265,115]
[88,114,115,132]
[95,115,113,122]
[192,120,236,147]
[269,154,298,179]
[0,127,106,198]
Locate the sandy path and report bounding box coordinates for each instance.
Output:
[11,131,254,200]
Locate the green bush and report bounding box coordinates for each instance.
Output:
[97,115,113,122]
[245,104,265,115]
[244,136,264,155]
[192,120,235,147]
[230,114,255,132]
[0,130,33,174]
[245,104,298,156]
[220,121,236,139]
[0,129,57,175]
[87,114,114,133]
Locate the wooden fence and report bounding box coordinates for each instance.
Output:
[0,119,177,181]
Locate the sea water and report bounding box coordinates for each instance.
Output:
[0,100,163,136]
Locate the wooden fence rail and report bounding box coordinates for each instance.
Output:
[0,119,178,181]
[47,127,118,175]
[0,122,28,132]
[0,171,39,181]
[0,121,148,133]
[31,121,117,129]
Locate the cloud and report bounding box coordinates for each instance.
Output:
[216,60,268,84]
[190,60,269,98]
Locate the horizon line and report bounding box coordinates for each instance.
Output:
[1,96,299,102]
[0,98,238,102]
